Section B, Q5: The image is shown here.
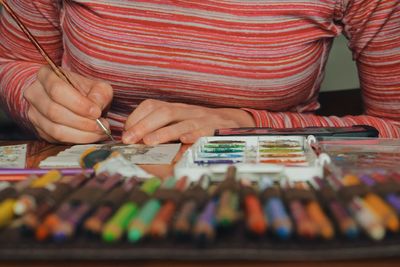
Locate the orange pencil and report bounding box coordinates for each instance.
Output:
[288,182,320,239]
[363,193,399,232]
[342,174,361,186]
[306,201,335,240]
[35,214,60,241]
[244,194,267,235]
[241,179,267,235]
[289,200,318,239]
[149,201,175,238]
[149,176,188,238]
[296,182,334,240]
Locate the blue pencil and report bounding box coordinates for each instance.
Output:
[260,178,292,239]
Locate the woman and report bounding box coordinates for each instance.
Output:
[0,0,399,144]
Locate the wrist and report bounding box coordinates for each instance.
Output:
[217,108,256,128]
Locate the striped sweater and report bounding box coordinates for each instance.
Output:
[1,0,399,138]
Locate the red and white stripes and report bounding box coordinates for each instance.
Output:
[1,0,399,138]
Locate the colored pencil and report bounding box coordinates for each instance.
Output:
[127,176,176,242]
[346,174,398,232]
[38,173,121,241]
[20,174,87,234]
[295,182,334,240]
[260,177,292,240]
[84,177,138,235]
[149,176,188,238]
[313,177,359,239]
[370,173,400,214]
[289,200,318,239]
[349,197,385,241]
[0,176,37,227]
[329,174,385,240]
[0,168,93,175]
[241,178,267,235]
[13,170,63,216]
[102,177,161,242]
[173,175,210,237]
[216,166,240,227]
[193,197,219,245]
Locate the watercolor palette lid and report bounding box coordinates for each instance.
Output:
[174,135,327,182]
[314,137,400,172]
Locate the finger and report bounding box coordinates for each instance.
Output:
[28,107,57,143]
[124,99,164,131]
[35,128,57,143]
[180,127,214,144]
[27,114,58,144]
[179,114,240,144]
[142,119,203,145]
[24,81,103,133]
[63,69,113,99]
[86,81,113,111]
[37,66,101,119]
[123,102,193,143]
[28,105,108,144]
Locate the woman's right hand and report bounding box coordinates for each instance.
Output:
[23,65,113,144]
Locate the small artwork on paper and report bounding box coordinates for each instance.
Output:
[0,144,27,168]
[39,143,181,168]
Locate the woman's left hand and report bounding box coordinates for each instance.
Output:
[122,99,256,145]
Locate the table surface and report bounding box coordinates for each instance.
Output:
[0,140,399,267]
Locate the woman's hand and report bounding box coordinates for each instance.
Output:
[23,65,113,144]
[122,99,256,145]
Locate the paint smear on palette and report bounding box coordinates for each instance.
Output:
[259,139,307,166]
[195,140,245,164]
[259,158,308,165]
[259,140,301,148]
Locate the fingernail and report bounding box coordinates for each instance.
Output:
[145,136,158,146]
[90,93,105,109]
[89,106,99,118]
[122,131,137,143]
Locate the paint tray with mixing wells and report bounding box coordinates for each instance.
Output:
[174,135,328,182]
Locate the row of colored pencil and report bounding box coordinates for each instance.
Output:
[1,167,400,246]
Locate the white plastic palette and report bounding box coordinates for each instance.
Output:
[174,135,327,182]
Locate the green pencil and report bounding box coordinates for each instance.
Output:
[215,166,240,227]
[216,190,239,227]
[127,177,176,243]
[127,199,161,242]
[102,177,161,242]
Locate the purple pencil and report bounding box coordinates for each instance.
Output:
[368,173,400,214]
[193,198,218,244]
[0,168,93,176]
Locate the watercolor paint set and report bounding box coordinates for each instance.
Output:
[174,136,400,182]
[174,135,327,182]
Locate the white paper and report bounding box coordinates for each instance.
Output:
[0,144,27,168]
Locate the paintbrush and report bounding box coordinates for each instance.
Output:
[0,0,115,141]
